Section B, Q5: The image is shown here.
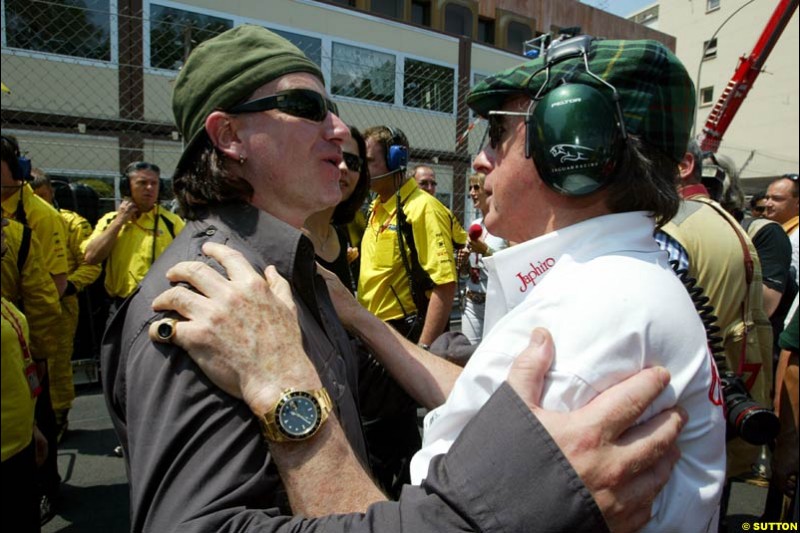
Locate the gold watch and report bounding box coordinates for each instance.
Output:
[259,388,332,442]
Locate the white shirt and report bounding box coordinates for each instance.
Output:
[411,212,726,532]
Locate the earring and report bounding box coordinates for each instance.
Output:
[238,153,247,165]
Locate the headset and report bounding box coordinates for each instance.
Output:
[520,35,626,196]
[1,135,33,182]
[120,161,164,199]
[371,126,409,181]
[385,126,408,172]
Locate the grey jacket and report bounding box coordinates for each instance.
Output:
[102,203,607,533]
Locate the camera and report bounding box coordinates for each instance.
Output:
[719,371,780,445]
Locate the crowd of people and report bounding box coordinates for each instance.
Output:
[1,24,798,532]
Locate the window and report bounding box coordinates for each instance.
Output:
[703,38,717,60]
[149,5,233,70]
[371,0,403,19]
[444,4,473,38]
[411,1,431,27]
[404,59,454,113]
[478,18,495,45]
[331,43,396,104]
[4,0,111,61]
[507,21,532,55]
[271,29,322,66]
[707,0,721,12]
[700,86,714,106]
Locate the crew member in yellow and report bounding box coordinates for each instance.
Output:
[1,135,68,297]
[1,218,62,363]
[1,217,48,532]
[83,162,184,317]
[32,170,101,439]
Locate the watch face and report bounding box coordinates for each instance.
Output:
[276,392,321,439]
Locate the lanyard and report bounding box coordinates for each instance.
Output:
[1,299,33,362]
[1,299,41,398]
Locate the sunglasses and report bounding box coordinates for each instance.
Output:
[342,152,362,172]
[227,89,339,122]
[483,110,530,150]
[469,184,481,191]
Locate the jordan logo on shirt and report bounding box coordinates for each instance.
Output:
[516,258,556,292]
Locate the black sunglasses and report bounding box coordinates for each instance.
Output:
[227,89,339,122]
[487,114,506,150]
[342,152,362,172]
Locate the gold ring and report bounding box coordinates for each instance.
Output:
[154,318,178,342]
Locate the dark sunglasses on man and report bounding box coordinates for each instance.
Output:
[227,89,339,122]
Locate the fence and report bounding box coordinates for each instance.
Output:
[1,0,499,224]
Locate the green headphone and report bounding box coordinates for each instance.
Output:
[524,35,627,196]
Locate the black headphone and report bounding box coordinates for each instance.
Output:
[384,126,409,173]
[1,135,32,182]
[120,161,164,199]
[520,35,626,196]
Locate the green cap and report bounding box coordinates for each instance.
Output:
[468,39,695,163]
[172,25,324,176]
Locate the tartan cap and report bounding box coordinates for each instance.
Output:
[172,25,324,177]
[468,39,695,163]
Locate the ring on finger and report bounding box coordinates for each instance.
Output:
[155,317,178,342]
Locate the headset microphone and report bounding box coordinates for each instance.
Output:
[370,169,401,181]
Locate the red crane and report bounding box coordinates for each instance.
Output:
[698,0,798,153]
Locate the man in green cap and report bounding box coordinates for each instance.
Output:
[118,27,689,532]
[405,36,726,531]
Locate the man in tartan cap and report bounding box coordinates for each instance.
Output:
[408,36,726,531]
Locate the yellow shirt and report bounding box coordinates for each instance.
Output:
[2,183,68,277]
[1,297,37,462]
[358,179,457,321]
[1,218,62,361]
[60,209,101,291]
[83,206,185,298]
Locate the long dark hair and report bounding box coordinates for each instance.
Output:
[604,134,680,229]
[332,126,370,225]
[173,133,254,220]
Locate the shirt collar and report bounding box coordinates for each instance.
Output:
[374,178,418,211]
[680,183,709,200]
[195,202,314,284]
[1,182,27,217]
[483,212,657,331]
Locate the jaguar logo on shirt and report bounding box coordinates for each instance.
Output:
[516,257,556,292]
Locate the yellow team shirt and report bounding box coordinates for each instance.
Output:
[60,209,101,291]
[2,183,68,277]
[358,179,457,321]
[83,206,185,298]
[1,218,62,361]
[1,297,37,462]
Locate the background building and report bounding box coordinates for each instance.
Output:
[2,0,670,221]
[629,0,799,193]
